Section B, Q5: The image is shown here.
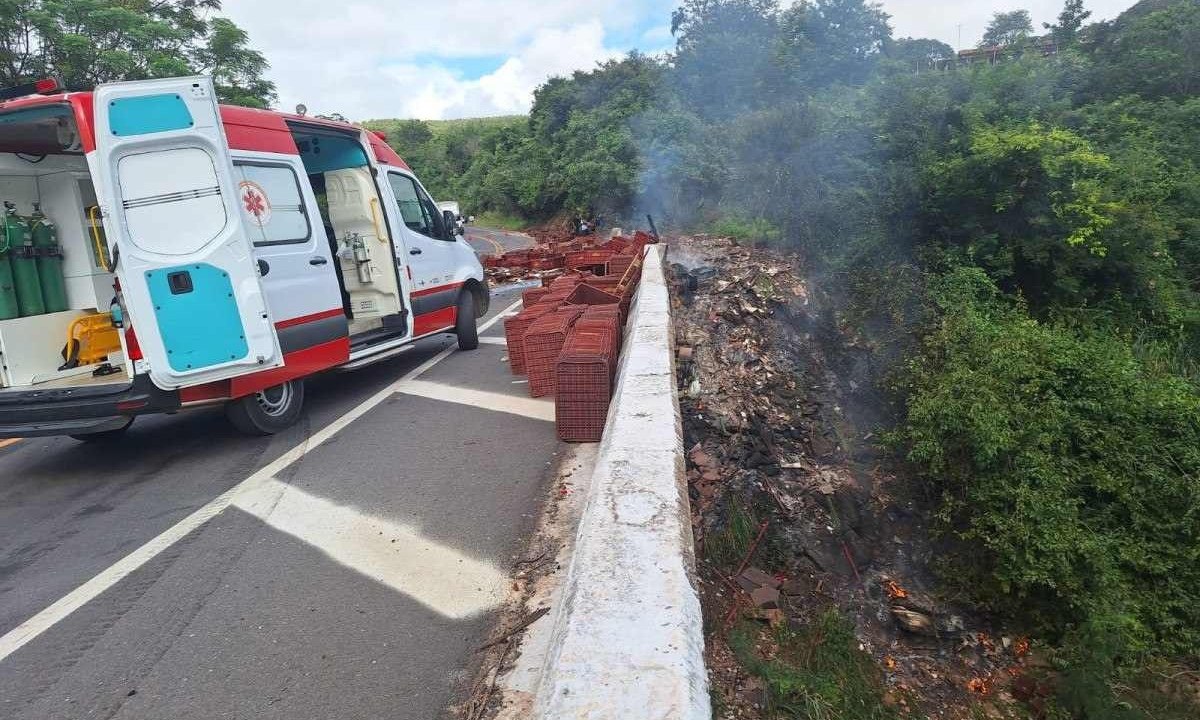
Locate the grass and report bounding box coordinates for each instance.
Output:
[705,499,761,571]
[472,210,531,232]
[729,609,898,720]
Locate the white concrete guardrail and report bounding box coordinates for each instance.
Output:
[532,245,711,719]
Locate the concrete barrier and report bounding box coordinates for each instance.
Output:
[532,245,711,719]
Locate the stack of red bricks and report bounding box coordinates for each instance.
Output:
[485,228,654,278]
[555,308,621,441]
[500,241,651,442]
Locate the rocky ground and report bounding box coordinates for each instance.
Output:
[668,235,1036,719]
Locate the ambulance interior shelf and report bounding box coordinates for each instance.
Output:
[0,110,125,390]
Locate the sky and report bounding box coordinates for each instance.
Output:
[221,0,1138,122]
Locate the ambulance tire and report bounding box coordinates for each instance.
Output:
[456,291,479,351]
[226,379,305,435]
[70,416,134,442]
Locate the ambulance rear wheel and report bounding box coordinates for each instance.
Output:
[226,380,305,435]
[70,416,134,442]
[456,291,479,351]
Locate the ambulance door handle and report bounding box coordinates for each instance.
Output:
[309,256,328,266]
[409,248,422,255]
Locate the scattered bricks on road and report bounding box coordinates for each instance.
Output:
[522,288,550,306]
[555,320,618,443]
[563,283,621,310]
[580,307,622,376]
[565,249,614,272]
[504,304,557,375]
[524,308,585,397]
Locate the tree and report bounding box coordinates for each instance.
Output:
[776,0,893,87]
[1044,0,1091,46]
[194,18,276,108]
[887,37,955,69]
[982,10,1034,47]
[391,119,434,147]
[921,122,1121,313]
[1089,0,1200,100]
[670,0,782,119]
[0,1,275,107]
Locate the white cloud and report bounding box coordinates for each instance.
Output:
[220,0,671,120]
[881,0,1138,50]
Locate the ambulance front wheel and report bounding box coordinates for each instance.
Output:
[226,379,305,435]
[456,291,479,351]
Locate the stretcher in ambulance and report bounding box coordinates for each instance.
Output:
[0,76,488,438]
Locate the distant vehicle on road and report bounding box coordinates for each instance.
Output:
[0,75,488,440]
[437,200,474,233]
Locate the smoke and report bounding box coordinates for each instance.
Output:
[627,1,897,260]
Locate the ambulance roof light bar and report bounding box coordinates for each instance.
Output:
[0,78,64,103]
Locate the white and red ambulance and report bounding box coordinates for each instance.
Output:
[0,76,488,438]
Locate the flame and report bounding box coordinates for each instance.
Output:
[884,580,908,600]
[1014,637,1031,657]
[966,676,992,695]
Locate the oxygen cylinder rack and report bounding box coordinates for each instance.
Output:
[30,203,69,313]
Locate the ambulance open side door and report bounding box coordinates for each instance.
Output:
[91,76,283,389]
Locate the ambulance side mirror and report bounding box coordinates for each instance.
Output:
[442,210,462,239]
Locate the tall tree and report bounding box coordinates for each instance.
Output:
[670,0,782,120]
[982,10,1034,47]
[777,0,893,87]
[1044,0,1092,46]
[0,1,275,107]
[887,37,955,69]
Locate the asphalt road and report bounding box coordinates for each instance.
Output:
[464,226,532,257]
[0,284,561,720]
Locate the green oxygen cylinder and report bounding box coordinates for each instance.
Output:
[0,218,16,320]
[30,203,68,313]
[5,202,44,317]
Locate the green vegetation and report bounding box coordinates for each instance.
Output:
[900,267,1200,656]
[704,499,762,571]
[730,610,898,720]
[371,0,1198,715]
[364,57,663,218]
[470,210,529,232]
[361,116,527,206]
[0,1,275,107]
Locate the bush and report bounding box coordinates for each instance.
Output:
[898,267,1200,659]
[709,214,783,246]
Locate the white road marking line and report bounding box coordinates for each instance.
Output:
[0,298,524,664]
[480,300,523,334]
[396,379,554,422]
[479,336,507,346]
[235,479,506,619]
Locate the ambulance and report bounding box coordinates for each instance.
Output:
[0,76,488,439]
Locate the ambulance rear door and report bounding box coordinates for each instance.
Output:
[91,76,283,389]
